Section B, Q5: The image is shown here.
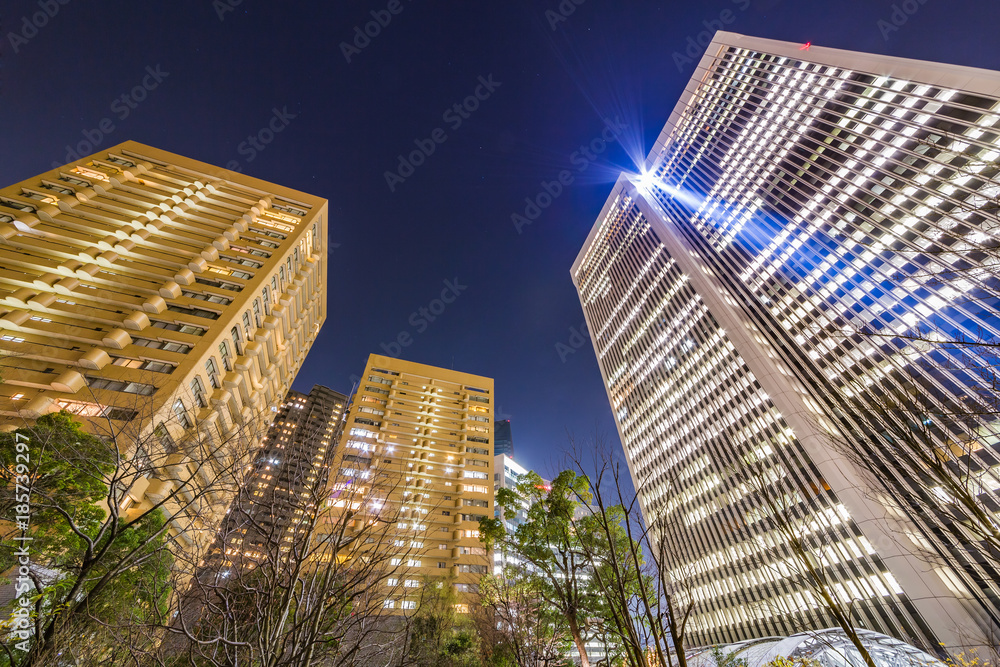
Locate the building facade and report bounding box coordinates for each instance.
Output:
[218,385,346,567]
[494,419,514,457]
[0,141,328,549]
[334,354,495,611]
[572,33,1000,652]
[493,453,529,575]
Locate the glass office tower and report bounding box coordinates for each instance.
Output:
[494,419,514,457]
[572,32,1000,652]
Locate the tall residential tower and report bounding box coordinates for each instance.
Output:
[0,141,328,548]
[218,385,347,567]
[573,33,1000,652]
[334,354,495,611]
[494,419,514,457]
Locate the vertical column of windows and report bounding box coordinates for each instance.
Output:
[639,47,1000,627]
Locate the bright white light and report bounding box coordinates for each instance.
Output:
[637,169,658,191]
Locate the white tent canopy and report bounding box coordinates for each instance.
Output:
[685,629,945,667]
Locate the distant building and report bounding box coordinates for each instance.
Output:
[332,354,495,611]
[218,385,347,567]
[494,419,514,457]
[492,453,529,575]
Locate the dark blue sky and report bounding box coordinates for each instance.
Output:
[3,0,999,478]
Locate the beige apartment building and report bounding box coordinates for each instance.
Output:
[0,140,327,549]
[335,354,494,611]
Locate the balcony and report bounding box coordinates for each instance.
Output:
[222,371,244,390]
[209,388,232,406]
[143,478,175,504]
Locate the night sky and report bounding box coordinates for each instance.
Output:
[3,0,999,478]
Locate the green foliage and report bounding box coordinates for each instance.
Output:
[710,645,748,667]
[0,412,174,665]
[575,503,647,664]
[87,509,175,620]
[482,470,590,560]
[408,578,480,667]
[762,657,821,667]
[0,412,114,554]
[481,470,608,662]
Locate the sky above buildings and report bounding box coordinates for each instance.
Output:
[4,0,1000,478]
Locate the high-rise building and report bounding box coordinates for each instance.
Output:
[494,419,514,457]
[572,32,1000,652]
[494,453,528,497]
[335,354,494,611]
[492,453,530,575]
[0,140,328,547]
[219,385,347,567]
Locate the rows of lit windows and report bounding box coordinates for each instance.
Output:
[689,568,904,635]
[223,388,345,563]
[331,363,493,603]
[589,44,1000,645]
[0,149,323,428]
[577,192,889,645]
[580,188,936,648]
[639,45,1000,633]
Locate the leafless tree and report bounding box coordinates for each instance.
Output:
[568,438,695,667]
[807,373,1000,661]
[156,437,421,667]
[473,564,571,667]
[732,453,881,667]
[0,381,268,667]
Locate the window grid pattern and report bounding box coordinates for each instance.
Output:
[640,46,1000,634]
[333,356,495,613]
[0,144,322,426]
[575,193,918,646]
[219,386,346,564]
[0,141,328,560]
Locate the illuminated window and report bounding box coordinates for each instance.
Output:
[206,357,221,389]
[191,376,208,408]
